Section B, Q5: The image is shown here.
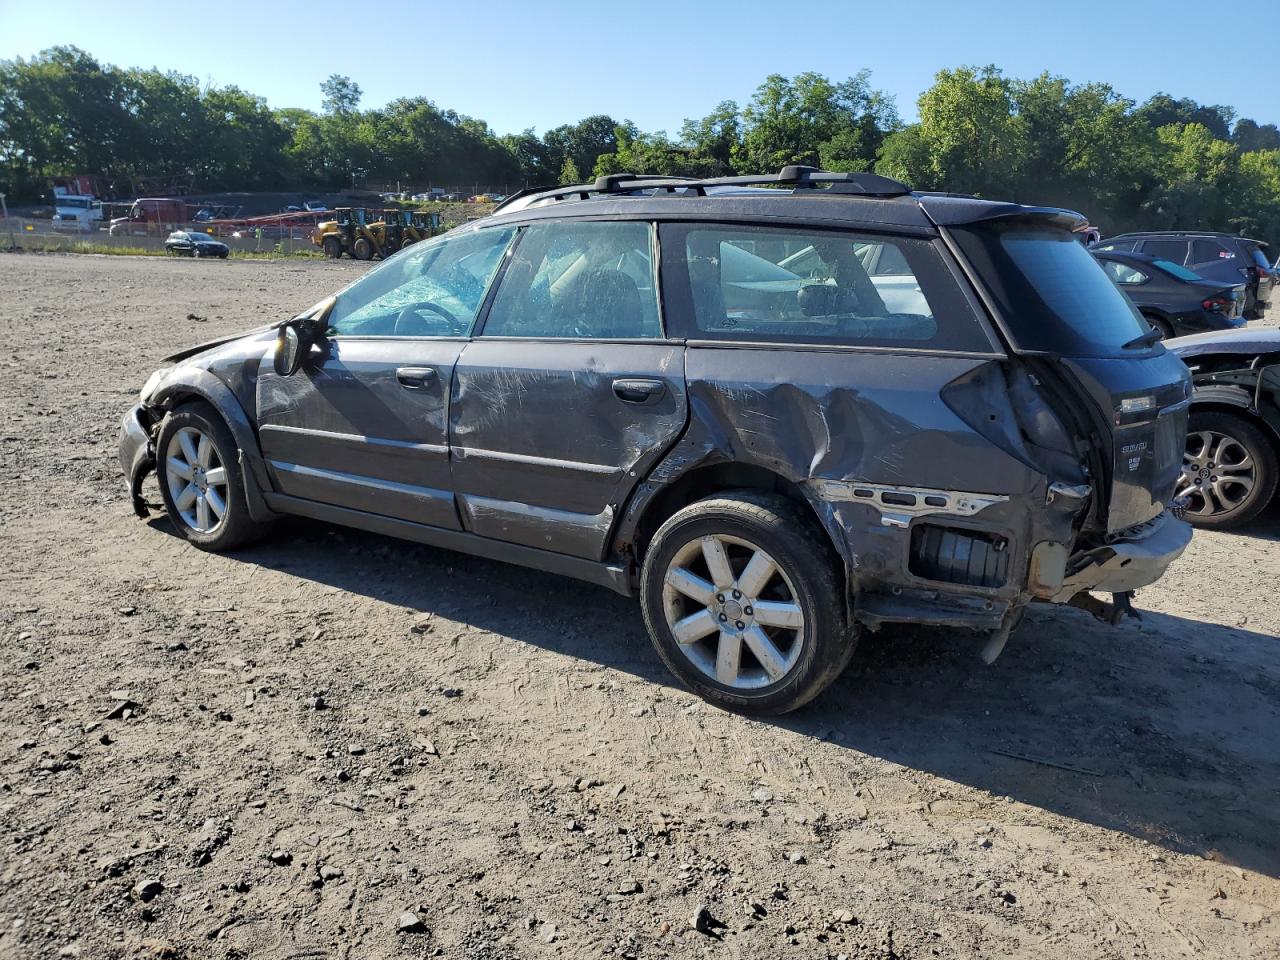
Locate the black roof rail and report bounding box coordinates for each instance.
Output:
[491,183,564,213]
[608,165,910,197]
[495,166,912,213]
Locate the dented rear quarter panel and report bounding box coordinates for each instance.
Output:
[615,344,1062,607]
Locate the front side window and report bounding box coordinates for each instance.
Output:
[1100,260,1149,285]
[481,220,661,339]
[326,226,516,337]
[664,223,989,350]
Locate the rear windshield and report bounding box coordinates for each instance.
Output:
[1152,258,1202,282]
[952,224,1149,357]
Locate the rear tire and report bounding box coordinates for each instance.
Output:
[156,401,272,551]
[1178,410,1278,528]
[639,491,855,715]
[1143,313,1174,340]
[322,236,342,259]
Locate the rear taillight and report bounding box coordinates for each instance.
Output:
[1202,296,1229,311]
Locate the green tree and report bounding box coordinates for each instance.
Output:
[558,156,580,185]
[679,100,740,173]
[593,126,718,179]
[736,71,897,174]
[544,116,621,183]
[1232,119,1280,154]
[320,74,362,115]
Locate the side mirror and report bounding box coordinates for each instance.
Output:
[274,324,304,377]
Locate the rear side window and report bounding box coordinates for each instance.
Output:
[661,223,991,351]
[951,224,1148,358]
[1191,238,1230,264]
[1140,239,1189,263]
[1094,240,1137,253]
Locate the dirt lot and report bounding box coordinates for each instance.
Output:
[1,253,1277,960]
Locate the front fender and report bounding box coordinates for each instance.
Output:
[149,367,275,516]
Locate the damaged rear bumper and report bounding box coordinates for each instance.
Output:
[1048,511,1192,602]
[118,404,157,517]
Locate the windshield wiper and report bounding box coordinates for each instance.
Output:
[1122,327,1163,349]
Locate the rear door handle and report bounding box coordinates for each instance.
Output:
[612,378,666,404]
[396,366,437,388]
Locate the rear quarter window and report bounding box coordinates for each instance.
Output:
[951,224,1149,358]
[659,223,993,352]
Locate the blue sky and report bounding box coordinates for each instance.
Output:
[2,0,1276,135]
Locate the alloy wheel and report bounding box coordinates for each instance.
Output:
[661,534,805,689]
[1177,429,1256,518]
[164,426,228,533]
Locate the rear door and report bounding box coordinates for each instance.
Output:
[256,225,517,528]
[448,219,687,560]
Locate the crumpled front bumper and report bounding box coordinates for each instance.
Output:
[118,404,157,517]
[1050,511,1192,602]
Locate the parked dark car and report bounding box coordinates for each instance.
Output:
[165,230,230,259]
[1092,249,1245,339]
[1093,231,1272,320]
[1168,329,1280,528]
[120,166,1194,714]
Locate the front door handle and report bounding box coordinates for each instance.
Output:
[396,366,437,388]
[612,378,666,404]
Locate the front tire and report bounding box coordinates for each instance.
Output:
[156,402,271,551]
[639,492,855,715]
[1177,411,1278,528]
[353,237,374,261]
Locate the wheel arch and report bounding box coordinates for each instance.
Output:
[616,461,852,578]
[1190,396,1280,459]
[150,370,276,520]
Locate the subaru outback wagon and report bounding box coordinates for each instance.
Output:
[120,166,1194,715]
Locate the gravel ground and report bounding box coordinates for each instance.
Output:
[1,252,1277,960]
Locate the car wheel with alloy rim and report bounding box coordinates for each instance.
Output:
[156,401,272,550]
[1176,410,1278,528]
[639,491,855,715]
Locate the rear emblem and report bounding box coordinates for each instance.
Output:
[1128,457,1141,472]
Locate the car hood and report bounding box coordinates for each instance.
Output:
[162,323,277,363]
[1167,327,1280,360]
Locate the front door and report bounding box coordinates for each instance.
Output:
[256,225,518,528]
[448,219,688,560]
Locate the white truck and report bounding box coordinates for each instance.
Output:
[50,190,103,233]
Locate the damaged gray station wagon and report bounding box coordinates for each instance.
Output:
[120,166,1195,715]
